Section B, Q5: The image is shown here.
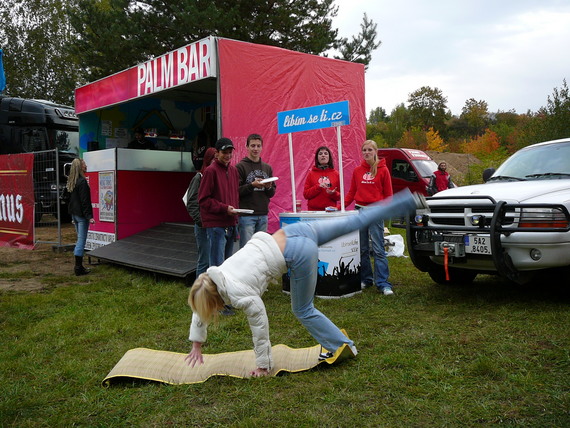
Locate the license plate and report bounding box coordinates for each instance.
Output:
[464,235,492,255]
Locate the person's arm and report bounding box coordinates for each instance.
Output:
[343,170,358,207]
[78,179,94,220]
[239,295,273,375]
[381,168,393,199]
[185,312,209,366]
[186,174,202,225]
[264,165,276,199]
[198,168,228,214]
[303,172,321,200]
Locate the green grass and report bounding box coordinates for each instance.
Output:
[1,247,569,426]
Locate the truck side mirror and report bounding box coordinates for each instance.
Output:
[482,168,495,182]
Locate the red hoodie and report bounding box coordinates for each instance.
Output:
[345,158,393,207]
[303,166,340,210]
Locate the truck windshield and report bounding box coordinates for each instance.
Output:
[56,130,80,155]
[412,159,438,178]
[492,141,570,180]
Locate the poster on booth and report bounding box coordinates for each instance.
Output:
[280,213,361,298]
[0,154,35,249]
[98,171,115,222]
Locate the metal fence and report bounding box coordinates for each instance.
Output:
[33,149,72,248]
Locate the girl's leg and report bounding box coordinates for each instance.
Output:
[359,226,373,286]
[283,235,354,351]
[284,189,416,247]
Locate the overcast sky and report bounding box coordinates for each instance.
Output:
[333,0,570,116]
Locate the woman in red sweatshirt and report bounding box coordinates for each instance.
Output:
[303,146,340,211]
[345,140,395,295]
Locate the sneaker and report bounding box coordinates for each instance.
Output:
[220,305,235,316]
[382,288,395,296]
[318,351,334,361]
[349,344,358,356]
[361,282,373,290]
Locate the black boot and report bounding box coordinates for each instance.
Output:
[74,256,90,276]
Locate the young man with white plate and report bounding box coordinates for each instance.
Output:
[236,134,277,248]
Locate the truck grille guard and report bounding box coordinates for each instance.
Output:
[405,195,570,282]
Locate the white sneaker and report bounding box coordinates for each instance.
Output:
[383,288,395,296]
[349,344,358,356]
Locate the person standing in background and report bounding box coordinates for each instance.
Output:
[303,146,340,211]
[67,158,95,276]
[198,138,240,266]
[345,140,395,295]
[128,127,155,150]
[236,134,276,248]
[428,161,455,195]
[186,147,217,277]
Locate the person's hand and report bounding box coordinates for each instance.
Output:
[227,206,238,215]
[89,218,95,224]
[184,342,204,367]
[250,367,270,377]
[251,178,264,189]
[326,187,337,195]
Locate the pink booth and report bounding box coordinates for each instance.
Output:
[75,36,365,249]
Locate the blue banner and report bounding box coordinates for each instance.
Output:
[0,49,6,93]
[277,101,350,134]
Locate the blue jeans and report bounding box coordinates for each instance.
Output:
[72,215,89,257]
[194,224,210,276]
[358,212,390,290]
[207,226,237,267]
[282,189,416,352]
[239,215,268,248]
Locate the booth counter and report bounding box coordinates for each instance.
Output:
[279,211,361,298]
[84,148,193,250]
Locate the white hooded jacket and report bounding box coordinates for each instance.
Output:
[189,231,287,369]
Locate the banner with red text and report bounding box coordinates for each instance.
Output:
[0,153,35,249]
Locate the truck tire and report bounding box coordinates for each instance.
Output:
[428,266,477,285]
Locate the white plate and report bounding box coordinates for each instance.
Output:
[233,209,254,214]
[259,177,279,184]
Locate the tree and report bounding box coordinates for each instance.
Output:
[461,129,501,156]
[335,13,381,68]
[368,106,387,124]
[425,127,446,152]
[0,0,82,104]
[68,0,381,82]
[460,98,489,135]
[407,86,449,134]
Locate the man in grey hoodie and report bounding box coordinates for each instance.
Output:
[236,134,276,248]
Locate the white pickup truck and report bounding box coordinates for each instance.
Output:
[406,138,570,285]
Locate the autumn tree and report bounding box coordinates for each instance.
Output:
[396,126,425,150]
[425,127,447,152]
[461,129,501,156]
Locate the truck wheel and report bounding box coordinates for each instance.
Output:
[428,267,477,285]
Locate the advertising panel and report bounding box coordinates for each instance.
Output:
[0,153,35,249]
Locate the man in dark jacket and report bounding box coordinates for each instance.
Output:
[198,137,240,267]
[236,134,276,248]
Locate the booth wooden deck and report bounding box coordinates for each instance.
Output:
[87,223,197,279]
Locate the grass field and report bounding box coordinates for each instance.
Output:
[1,229,569,427]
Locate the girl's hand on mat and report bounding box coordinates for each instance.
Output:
[250,367,269,377]
[184,342,204,367]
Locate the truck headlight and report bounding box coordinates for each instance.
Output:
[519,207,568,229]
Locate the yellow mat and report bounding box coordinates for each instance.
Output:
[103,340,356,386]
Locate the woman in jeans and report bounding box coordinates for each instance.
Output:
[185,189,425,377]
[344,140,394,295]
[67,158,94,276]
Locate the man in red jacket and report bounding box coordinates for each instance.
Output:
[429,162,455,195]
[198,138,240,267]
